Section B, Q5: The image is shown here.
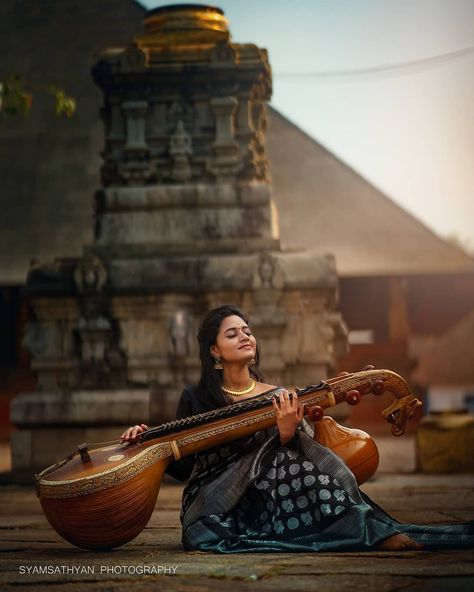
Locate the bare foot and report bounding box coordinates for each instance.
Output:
[375,534,423,551]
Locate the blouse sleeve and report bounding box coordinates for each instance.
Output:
[164,388,196,482]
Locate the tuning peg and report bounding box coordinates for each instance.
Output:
[387,410,399,424]
[78,443,91,463]
[371,380,385,396]
[346,389,361,405]
[307,405,324,422]
[363,364,375,371]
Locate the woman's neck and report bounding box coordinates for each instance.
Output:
[222,364,252,389]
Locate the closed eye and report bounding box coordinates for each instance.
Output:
[224,327,253,338]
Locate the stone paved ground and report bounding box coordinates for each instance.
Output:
[1,437,473,592]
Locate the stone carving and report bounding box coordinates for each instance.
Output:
[253,252,284,290]
[249,101,269,181]
[167,102,195,133]
[210,41,237,67]
[73,255,125,387]
[251,252,286,375]
[169,121,192,182]
[119,101,154,185]
[169,310,191,358]
[108,98,125,142]
[74,255,110,356]
[169,120,191,156]
[74,255,107,296]
[206,96,242,180]
[23,320,46,359]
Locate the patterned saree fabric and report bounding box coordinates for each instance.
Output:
[167,386,474,553]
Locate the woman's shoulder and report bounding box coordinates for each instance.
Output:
[179,383,211,415]
[181,383,205,398]
[175,384,199,419]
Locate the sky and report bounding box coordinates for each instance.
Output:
[141,0,474,252]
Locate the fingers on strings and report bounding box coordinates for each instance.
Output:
[272,391,299,414]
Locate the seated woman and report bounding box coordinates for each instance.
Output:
[121,304,473,553]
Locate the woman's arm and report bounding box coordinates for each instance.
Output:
[120,389,196,481]
[120,389,194,481]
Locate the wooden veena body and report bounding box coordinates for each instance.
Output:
[36,369,422,550]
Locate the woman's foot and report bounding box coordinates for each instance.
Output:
[375,534,423,551]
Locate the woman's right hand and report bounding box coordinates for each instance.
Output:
[120,423,149,443]
[272,390,304,445]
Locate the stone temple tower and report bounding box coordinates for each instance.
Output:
[12,5,346,473]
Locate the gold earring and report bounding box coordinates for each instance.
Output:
[248,358,256,367]
[213,355,223,370]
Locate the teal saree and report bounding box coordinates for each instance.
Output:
[167,386,474,553]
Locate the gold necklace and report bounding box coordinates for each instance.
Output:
[221,379,256,396]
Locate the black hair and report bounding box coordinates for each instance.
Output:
[196,304,264,410]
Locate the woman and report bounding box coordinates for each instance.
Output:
[121,305,473,553]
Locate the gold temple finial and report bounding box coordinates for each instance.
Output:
[136,4,230,48]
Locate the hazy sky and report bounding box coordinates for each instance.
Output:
[141,0,474,251]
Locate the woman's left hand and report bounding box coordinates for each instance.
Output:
[120,423,149,443]
[272,390,304,445]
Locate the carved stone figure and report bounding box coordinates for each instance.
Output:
[169,121,192,182]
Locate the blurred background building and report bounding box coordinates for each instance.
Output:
[1,0,473,473]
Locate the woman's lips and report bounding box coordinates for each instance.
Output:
[239,344,252,350]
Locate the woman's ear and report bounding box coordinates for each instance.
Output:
[210,345,219,358]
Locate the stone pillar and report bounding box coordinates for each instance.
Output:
[123,101,148,150]
[207,96,240,180]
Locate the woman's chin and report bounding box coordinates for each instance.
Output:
[230,352,255,364]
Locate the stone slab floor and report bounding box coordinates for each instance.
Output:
[0,437,473,592]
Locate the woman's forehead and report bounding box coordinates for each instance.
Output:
[219,315,248,331]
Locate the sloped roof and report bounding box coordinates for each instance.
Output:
[267,108,474,277]
[412,308,474,385]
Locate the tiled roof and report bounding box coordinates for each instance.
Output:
[268,108,474,277]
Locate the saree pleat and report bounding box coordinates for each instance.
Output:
[180,426,474,553]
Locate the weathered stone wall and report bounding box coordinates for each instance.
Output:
[0,0,145,285]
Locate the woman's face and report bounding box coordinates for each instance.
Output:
[210,314,257,365]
